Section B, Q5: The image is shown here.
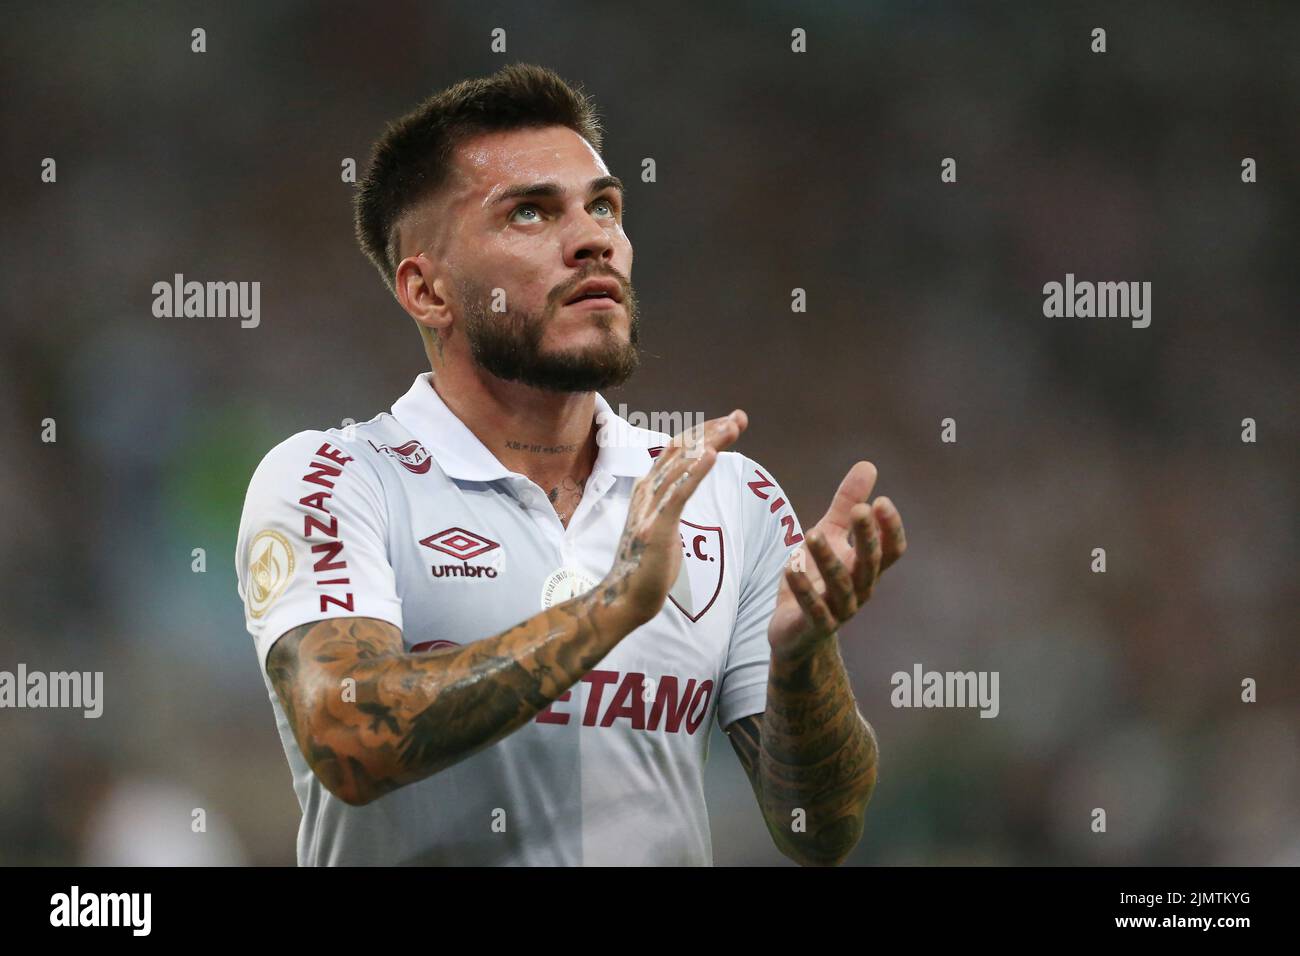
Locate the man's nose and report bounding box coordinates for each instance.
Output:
[564,213,616,267]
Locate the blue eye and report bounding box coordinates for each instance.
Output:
[510,203,542,223]
[592,198,616,217]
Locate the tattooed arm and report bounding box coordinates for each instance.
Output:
[267,596,633,807]
[265,410,747,807]
[725,643,880,867]
[728,461,906,865]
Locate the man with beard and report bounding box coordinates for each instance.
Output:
[234,63,906,866]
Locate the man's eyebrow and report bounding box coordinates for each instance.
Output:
[492,175,625,205]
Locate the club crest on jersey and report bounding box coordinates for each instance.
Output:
[367,438,432,474]
[420,527,502,579]
[246,530,294,618]
[668,520,724,622]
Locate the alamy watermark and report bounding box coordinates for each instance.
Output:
[0,664,103,718]
[1042,273,1151,328]
[598,404,706,454]
[151,273,260,328]
[50,886,150,935]
[891,664,999,718]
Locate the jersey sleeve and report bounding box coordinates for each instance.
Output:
[716,454,805,731]
[235,430,403,674]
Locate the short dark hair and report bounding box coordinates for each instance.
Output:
[353,62,604,297]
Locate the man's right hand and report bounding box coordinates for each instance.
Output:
[602,409,748,627]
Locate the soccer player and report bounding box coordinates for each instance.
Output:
[235,63,906,866]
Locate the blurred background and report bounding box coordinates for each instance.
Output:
[1,0,1296,865]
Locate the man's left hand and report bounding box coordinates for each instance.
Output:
[767,461,906,659]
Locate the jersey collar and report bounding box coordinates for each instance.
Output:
[390,373,656,482]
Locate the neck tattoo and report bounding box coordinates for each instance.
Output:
[504,440,580,455]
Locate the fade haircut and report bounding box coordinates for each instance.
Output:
[353,62,604,298]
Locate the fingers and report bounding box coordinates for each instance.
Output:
[654,445,718,525]
[785,565,838,637]
[801,503,880,625]
[788,497,895,640]
[805,528,857,619]
[649,409,748,521]
[642,409,746,507]
[822,460,878,528]
[873,496,906,571]
[781,481,905,643]
[673,409,747,459]
[849,502,882,601]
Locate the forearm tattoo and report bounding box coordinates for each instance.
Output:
[266,589,628,806]
[726,640,879,865]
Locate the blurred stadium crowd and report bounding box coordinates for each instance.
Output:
[2,1,1296,864]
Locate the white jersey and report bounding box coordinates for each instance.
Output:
[235,372,804,865]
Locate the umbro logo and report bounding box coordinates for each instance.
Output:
[420,527,502,579]
[420,527,499,559]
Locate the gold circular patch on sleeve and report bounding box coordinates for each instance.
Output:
[247,530,295,619]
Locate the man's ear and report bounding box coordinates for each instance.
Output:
[397,253,454,339]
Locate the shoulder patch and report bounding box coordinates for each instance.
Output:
[246,529,295,618]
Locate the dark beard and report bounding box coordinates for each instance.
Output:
[457,275,640,393]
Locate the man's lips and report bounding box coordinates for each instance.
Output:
[563,296,621,309]
[562,277,623,305]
